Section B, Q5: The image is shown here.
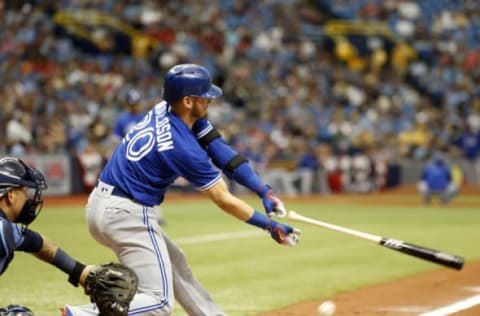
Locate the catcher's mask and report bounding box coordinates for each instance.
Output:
[0,157,47,225]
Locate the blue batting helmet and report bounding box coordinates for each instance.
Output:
[163,64,222,105]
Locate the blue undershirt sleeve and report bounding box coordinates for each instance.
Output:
[206,138,267,196]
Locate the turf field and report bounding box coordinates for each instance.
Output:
[1,193,479,315]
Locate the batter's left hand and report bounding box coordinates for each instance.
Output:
[260,186,287,218]
[267,221,300,246]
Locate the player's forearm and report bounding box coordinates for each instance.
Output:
[216,194,255,221]
[34,235,89,287]
[33,235,58,262]
[204,179,255,221]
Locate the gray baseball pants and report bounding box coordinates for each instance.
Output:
[65,184,226,316]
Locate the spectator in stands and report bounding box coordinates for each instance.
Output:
[2,0,480,194]
[315,143,332,195]
[453,122,480,186]
[296,143,319,195]
[5,111,32,156]
[76,136,105,193]
[417,151,458,204]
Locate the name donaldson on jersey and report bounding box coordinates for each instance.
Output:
[155,103,174,152]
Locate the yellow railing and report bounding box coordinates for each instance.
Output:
[53,10,159,57]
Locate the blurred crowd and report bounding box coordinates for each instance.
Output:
[1,0,480,195]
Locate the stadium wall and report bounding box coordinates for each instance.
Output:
[16,154,436,196]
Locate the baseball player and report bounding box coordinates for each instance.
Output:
[0,158,92,309]
[63,64,299,316]
[417,151,458,204]
[0,157,137,316]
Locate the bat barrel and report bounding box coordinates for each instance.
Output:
[288,210,465,271]
[380,238,464,270]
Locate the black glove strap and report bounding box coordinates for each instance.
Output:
[68,261,86,287]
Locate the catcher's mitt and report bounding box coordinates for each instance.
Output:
[84,263,138,316]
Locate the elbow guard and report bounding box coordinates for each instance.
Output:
[197,127,221,148]
[195,123,265,193]
[207,137,248,177]
[196,126,245,174]
[206,136,264,194]
[224,154,248,174]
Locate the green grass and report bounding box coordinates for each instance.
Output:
[1,195,479,315]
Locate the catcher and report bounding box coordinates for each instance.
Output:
[0,157,137,315]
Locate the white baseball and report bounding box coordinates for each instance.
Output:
[317,300,336,316]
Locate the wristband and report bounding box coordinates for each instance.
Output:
[246,210,271,230]
[68,261,87,287]
[52,248,76,273]
[52,248,86,287]
[256,184,271,197]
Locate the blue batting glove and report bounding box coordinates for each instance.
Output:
[247,210,300,246]
[259,185,287,218]
[266,220,300,246]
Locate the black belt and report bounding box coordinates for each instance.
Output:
[97,181,134,201]
[112,186,133,200]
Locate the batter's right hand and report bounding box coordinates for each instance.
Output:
[260,186,287,218]
[267,221,300,246]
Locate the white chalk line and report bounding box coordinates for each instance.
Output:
[418,294,480,316]
[375,306,428,313]
[175,230,264,245]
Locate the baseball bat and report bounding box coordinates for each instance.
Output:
[287,210,464,270]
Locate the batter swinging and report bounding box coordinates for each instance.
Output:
[63,64,299,316]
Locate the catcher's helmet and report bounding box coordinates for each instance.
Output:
[0,157,47,225]
[163,64,222,105]
[0,304,34,316]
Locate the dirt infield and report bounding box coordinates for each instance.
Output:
[44,186,480,316]
[257,262,480,316]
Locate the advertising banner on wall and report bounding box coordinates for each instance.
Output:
[20,155,71,196]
